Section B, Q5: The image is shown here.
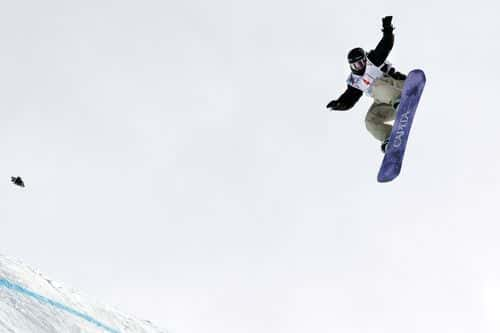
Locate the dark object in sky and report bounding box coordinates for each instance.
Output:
[11,177,25,187]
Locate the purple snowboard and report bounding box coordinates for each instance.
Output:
[377,69,426,183]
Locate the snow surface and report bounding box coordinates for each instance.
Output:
[0,255,167,333]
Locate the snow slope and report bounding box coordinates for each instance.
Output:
[0,255,167,333]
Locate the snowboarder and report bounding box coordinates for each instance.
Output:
[326,16,407,153]
[11,177,25,187]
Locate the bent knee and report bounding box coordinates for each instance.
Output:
[365,110,384,127]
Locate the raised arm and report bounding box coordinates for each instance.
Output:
[367,16,395,67]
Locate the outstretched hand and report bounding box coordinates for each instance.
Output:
[326,99,348,111]
[382,16,393,31]
[327,100,339,109]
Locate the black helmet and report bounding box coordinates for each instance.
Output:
[347,47,367,74]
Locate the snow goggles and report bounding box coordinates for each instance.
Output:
[350,57,367,71]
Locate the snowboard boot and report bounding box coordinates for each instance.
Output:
[381,138,390,153]
[392,98,400,111]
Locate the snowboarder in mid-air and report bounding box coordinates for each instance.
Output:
[326,16,407,153]
[11,176,25,187]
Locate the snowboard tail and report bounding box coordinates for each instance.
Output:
[377,69,426,183]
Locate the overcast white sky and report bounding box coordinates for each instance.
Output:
[1,0,500,332]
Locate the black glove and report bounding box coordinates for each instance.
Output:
[382,16,393,32]
[326,99,348,111]
[387,68,407,80]
[327,100,339,109]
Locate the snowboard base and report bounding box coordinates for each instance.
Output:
[377,69,426,183]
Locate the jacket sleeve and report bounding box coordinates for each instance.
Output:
[367,28,394,67]
[334,85,363,110]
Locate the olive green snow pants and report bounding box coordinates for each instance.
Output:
[365,76,405,142]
